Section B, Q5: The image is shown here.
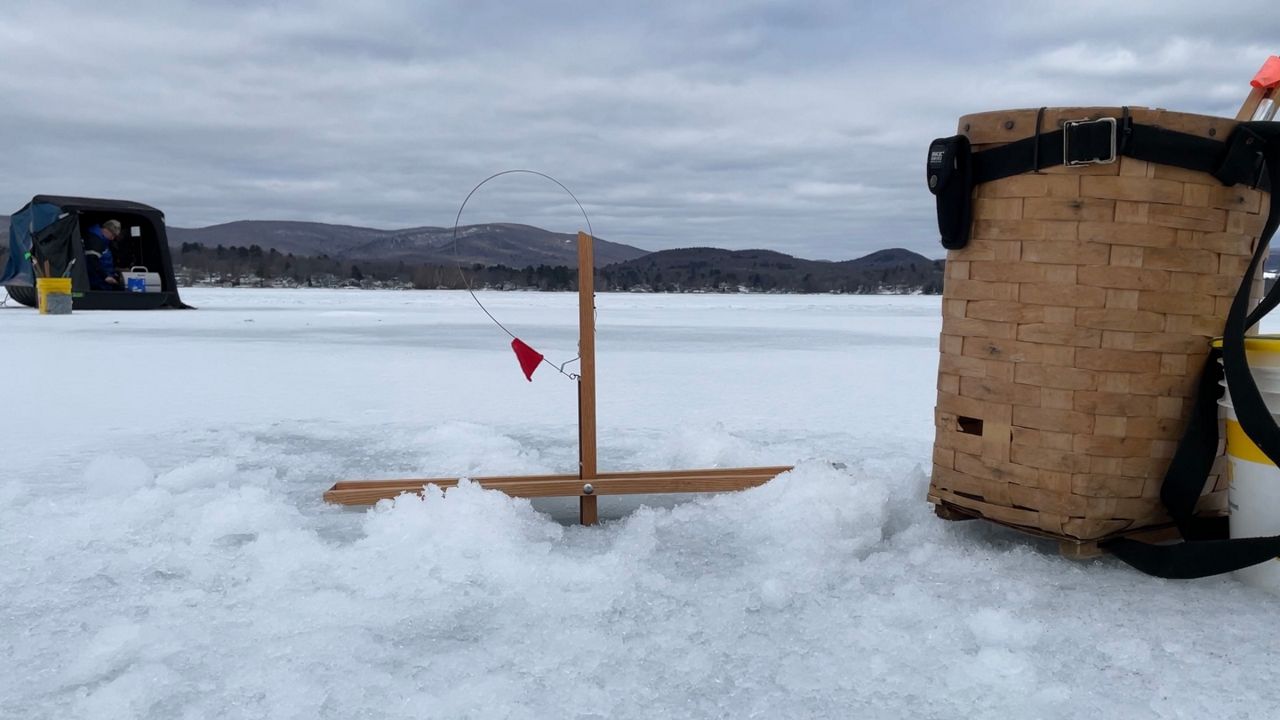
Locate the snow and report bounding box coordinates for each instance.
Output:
[2,288,1278,719]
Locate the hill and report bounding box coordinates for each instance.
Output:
[599,247,943,293]
[167,221,647,268]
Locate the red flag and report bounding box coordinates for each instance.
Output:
[511,338,544,381]
[1252,55,1280,89]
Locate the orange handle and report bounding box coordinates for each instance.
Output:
[1251,55,1280,89]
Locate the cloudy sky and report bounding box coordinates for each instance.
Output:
[1,1,1277,259]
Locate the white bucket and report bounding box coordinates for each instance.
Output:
[1215,335,1280,592]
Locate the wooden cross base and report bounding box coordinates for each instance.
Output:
[323,465,792,524]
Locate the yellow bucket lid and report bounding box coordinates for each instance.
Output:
[1210,335,1280,353]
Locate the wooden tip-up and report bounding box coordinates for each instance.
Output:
[328,230,790,524]
[323,466,794,507]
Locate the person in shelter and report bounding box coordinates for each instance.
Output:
[84,219,123,290]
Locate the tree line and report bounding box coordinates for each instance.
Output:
[170,242,942,294]
[1,241,941,294]
[172,242,583,290]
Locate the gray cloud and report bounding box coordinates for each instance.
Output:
[0,0,1276,259]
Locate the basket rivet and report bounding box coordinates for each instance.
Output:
[1004,120,1015,130]
[1209,128,1217,137]
[583,483,594,495]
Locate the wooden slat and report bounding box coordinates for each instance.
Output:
[329,466,795,493]
[959,107,1234,144]
[331,471,577,492]
[578,231,598,525]
[322,466,793,506]
[1058,523,1183,560]
[934,503,978,521]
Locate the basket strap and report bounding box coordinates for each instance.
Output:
[970,115,1271,191]
[1105,121,1280,579]
[934,115,1272,251]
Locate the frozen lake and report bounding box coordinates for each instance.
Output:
[2,288,1277,719]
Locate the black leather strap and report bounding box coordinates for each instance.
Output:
[970,117,1271,191]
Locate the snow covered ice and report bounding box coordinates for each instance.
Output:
[2,289,1279,719]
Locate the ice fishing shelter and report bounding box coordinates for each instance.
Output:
[1,195,189,310]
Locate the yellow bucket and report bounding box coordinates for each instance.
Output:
[36,277,73,315]
[1212,335,1280,592]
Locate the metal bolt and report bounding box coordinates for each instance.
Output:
[583,483,594,495]
[1004,120,1015,130]
[1209,128,1217,137]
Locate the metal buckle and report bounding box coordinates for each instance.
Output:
[1063,117,1117,166]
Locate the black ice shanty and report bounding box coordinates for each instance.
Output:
[2,195,190,309]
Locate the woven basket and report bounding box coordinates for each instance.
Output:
[927,106,1271,543]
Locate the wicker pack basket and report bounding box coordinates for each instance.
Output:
[927,106,1271,543]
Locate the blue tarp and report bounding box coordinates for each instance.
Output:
[1,202,62,285]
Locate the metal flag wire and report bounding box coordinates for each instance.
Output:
[451,169,597,380]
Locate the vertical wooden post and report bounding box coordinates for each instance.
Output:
[577,231,598,525]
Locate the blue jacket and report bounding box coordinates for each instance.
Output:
[85,225,116,290]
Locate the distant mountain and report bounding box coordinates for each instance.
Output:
[599,247,943,293]
[167,221,648,268]
[167,221,388,258]
[345,223,648,268]
[845,248,926,268]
